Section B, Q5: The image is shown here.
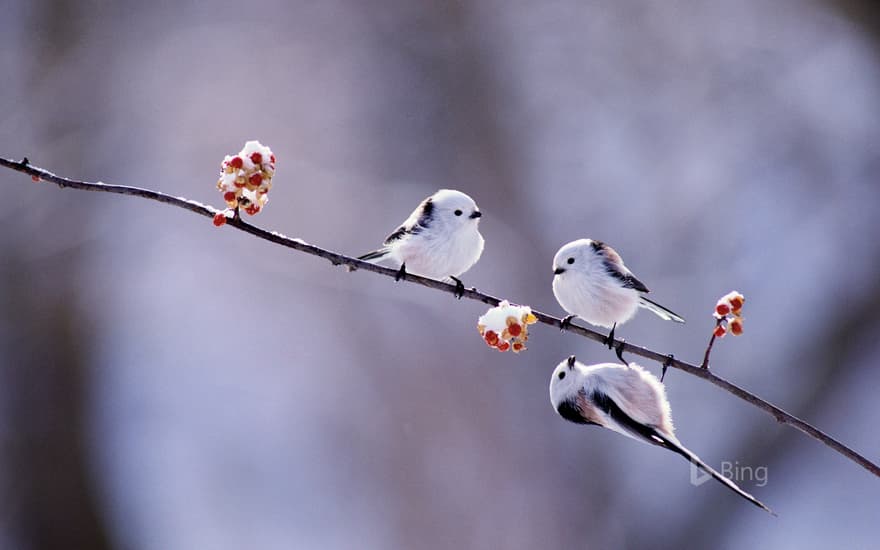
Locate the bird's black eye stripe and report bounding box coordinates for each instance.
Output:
[558,371,566,380]
[567,257,575,264]
[454,209,463,216]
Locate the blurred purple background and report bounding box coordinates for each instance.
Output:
[2,1,879,548]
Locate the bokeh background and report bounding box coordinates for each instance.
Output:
[2,1,879,548]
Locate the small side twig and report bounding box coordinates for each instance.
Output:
[2,155,878,481]
[701,318,724,369]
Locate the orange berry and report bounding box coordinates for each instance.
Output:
[213,212,226,227]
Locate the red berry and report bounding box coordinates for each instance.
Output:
[213,212,226,226]
[249,173,263,186]
[729,297,744,312]
[229,156,243,169]
[508,323,522,337]
[484,330,498,346]
[270,154,276,163]
[729,319,744,336]
[31,175,41,182]
[245,205,259,216]
[512,342,524,352]
[497,341,510,352]
[715,303,731,316]
[713,324,727,338]
[223,191,236,202]
[250,152,262,164]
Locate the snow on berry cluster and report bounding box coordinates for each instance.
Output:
[712,291,745,338]
[214,140,276,226]
[477,300,538,353]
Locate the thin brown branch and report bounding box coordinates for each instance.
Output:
[3,155,879,480]
[701,318,723,369]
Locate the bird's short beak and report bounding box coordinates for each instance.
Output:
[567,355,576,368]
[554,267,566,275]
[469,210,482,219]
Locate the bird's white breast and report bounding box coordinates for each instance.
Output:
[393,224,484,279]
[553,266,640,328]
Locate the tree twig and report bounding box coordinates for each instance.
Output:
[701,318,724,369]
[3,155,878,480]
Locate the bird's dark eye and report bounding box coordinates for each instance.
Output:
[567,257,575,265]
[558,371,566,380]
[454,209,463,216]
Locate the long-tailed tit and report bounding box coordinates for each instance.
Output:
[552,239,684,359]
[357,189,484,297]
[550,356,774,514]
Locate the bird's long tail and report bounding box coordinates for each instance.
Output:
[357,249,389,262]
[653,431,775,515]
[638,296,686,323]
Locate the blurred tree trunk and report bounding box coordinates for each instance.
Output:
[825,0,880,43]
[0,0,114,548]
[0,248,112,550]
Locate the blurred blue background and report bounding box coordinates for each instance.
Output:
[2,1,879,548]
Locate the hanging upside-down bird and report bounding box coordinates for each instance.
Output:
[549,356,774,515]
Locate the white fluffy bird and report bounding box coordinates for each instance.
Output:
[550,356,774,514]
[358,189,484,296]
[552,239,684,356]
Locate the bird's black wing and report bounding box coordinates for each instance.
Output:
[383,196,434,245]
[590,240,650,292]
[590,390,667,446]
[382,225,410,245]
[557,394,601,426]
[609,269,650,293]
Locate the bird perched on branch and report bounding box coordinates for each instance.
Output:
[549,356,774,514]
[552,238,684,360]
[358,189,484,298]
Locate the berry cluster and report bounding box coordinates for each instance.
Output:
[712,290,745,338]
[477,300,538,353]
[214,140,276,226]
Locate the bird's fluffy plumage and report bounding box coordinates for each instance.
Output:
[552,238,684,328]
[358,189,484,280]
